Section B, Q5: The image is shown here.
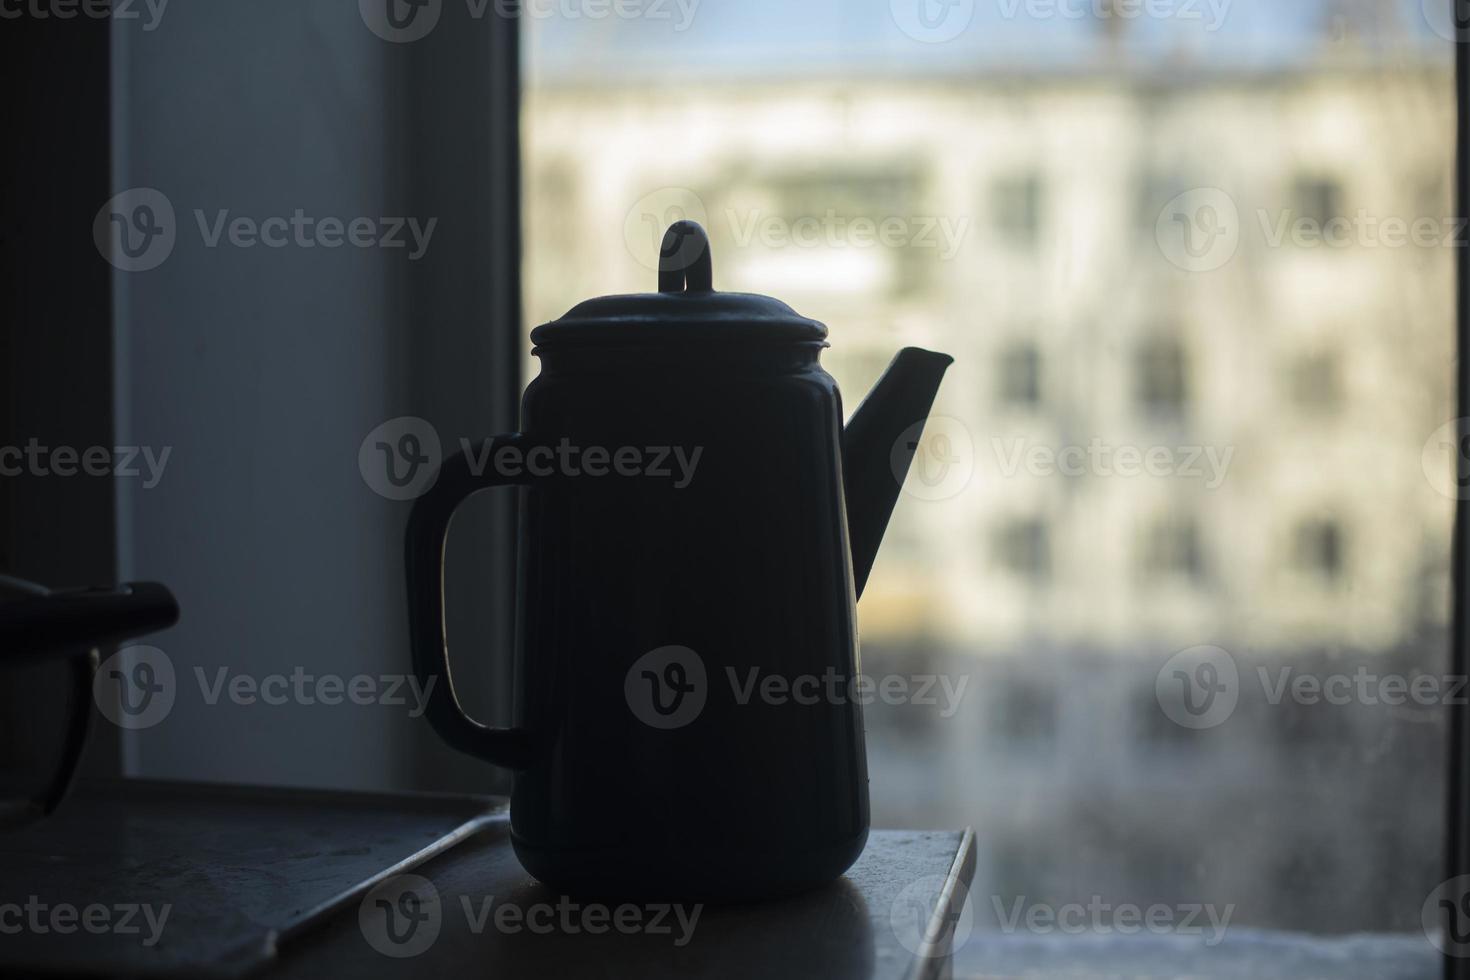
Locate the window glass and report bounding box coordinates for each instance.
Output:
[997,341,1044,408]
[522,0,1455,952]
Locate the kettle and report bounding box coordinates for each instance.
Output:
[407,220,952,901]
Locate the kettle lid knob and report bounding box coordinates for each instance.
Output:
[658,220,713,294]
[530,219,827,346]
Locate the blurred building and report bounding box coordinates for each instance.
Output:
[523,42,1454,933]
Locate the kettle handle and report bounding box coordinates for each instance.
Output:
[405,433,535,770]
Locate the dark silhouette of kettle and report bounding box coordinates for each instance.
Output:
[407,221,951,901]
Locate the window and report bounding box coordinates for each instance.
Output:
[771,170,922,221]
[991,173,1043,249]
[1139,514,1204,583]
[1135,337,1190,417]
[1287,350,1342,413]
[1292,175,1346,227]
[1293,518,1346,583]
[997,341,1043,409]
[993,518,1051,583]
[1418,173,1450,230]
[522,3,1455,961]
[1136,173,1182,236]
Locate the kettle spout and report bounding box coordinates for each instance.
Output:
[842,347,954,599]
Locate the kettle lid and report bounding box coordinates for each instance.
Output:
[530,221,828,347]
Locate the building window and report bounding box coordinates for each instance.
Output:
[1292,175,1346,227]
[772,169,921,219]
[994,518,1051,582]
[1288,351,1341,413]
[997,342,1043,408]
[1293,518,1346,582]
[1419,173,1450,230]
[763,168,930,296]
[1137,173,1177,234]
[1140,515,1204,582]
[992,173,1043,249]
[1135,337,1190,417]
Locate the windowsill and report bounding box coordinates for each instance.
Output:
[953,927,1435,980]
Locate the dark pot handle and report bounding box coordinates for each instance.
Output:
[405,434,535,770]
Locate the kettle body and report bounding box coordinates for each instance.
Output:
[513,342,866,900]
[405,222,950,901]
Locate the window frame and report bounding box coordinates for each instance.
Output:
[1445,16,1469,980]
